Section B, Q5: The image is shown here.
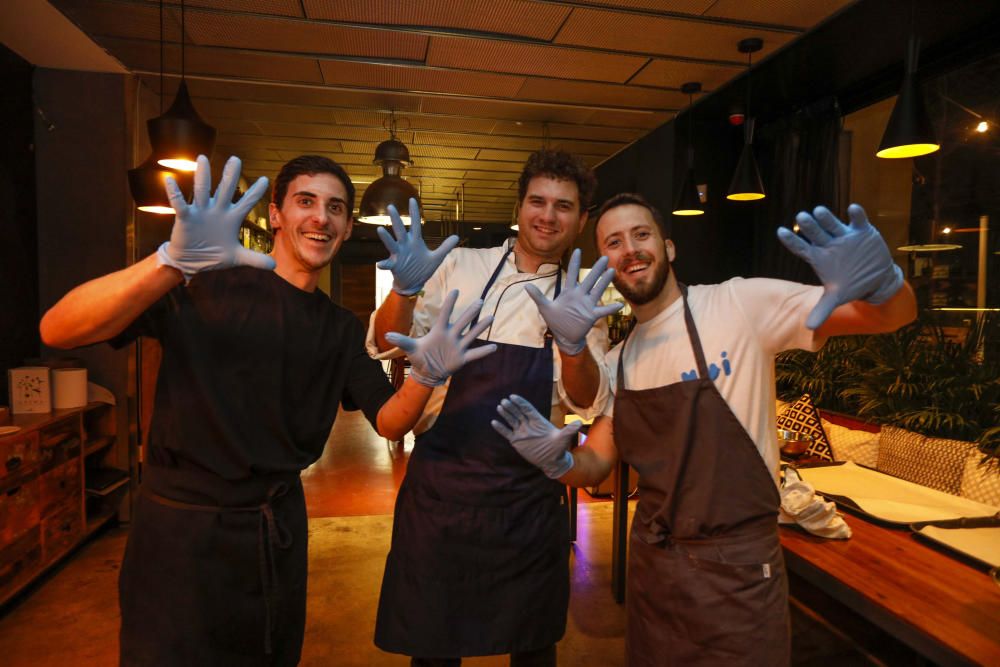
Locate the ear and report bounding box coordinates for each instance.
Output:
[576,208,589,235]
[665,238,676,263]
[344,215,354,241]
[268,202,281,231]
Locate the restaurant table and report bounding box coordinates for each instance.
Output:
[608,462,1000,665]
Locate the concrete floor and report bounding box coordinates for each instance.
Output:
[0,409,876,666]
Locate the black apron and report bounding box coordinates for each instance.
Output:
[375,247,569,658]
[119,464,307,667]
[613,286,789,667]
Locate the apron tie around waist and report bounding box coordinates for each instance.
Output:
[143,481,294,655]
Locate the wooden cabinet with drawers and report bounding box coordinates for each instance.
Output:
[0,402,125,606]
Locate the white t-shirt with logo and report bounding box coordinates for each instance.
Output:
[604,278,824,480]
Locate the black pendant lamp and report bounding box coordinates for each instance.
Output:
[876,31,939,159]
[358,113,421,225]
[673,82,704,216]
[150,0,215,171]
[129,0,189,214]
[727,38,766,202]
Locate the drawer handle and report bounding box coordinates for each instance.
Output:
[5,456,21,472]
[61,520,73,532]
[6,486,22,497]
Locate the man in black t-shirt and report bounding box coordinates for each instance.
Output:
[40,155,490,666]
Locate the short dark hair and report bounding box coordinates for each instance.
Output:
[517,149,597,210]
[271,155,355,214]
[593,193,670,247]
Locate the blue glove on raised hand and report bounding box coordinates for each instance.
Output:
[385,290,497,387]
[158,155,274,282]
[777,203,904,330]
[524,249,624,355]
[491,394,580,479]
[376,198,460,297]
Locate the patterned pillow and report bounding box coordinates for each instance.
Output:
[959,449,1000,507]
[876,427,967,496]
[821,419,880,468]
[776,394,833,461]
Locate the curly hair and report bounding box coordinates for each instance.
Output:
[271,155,355,214]
[517,149,597,210]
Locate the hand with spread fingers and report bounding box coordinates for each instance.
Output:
[158,155,274,282]
[777,203,904,330]
[376,197,460,297]
[524,249,624,355]
[385,290,497,387]
[491,394,580,479]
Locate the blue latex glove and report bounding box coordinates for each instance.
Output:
[385,290,497,387]
[524,249,624,355]
[158,155,274,282]
[376,198,459,296]
[491,394,580,479]
[777,203,904,330]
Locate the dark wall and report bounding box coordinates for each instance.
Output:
[593,0,1000,287]
[33,68,131,415]
[0,46,39,404]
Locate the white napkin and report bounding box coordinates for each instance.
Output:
[779,467,852,539]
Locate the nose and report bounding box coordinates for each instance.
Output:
[539,203,557,224]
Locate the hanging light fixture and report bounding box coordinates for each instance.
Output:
[727,38,766,202]
[359,112,421,225]
[673,82,704,216]
[876,25,939,158]
[129,0,190,214]
[149,0,216,172]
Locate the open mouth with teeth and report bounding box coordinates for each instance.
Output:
[623,259,652,276]
[302,231,332,243]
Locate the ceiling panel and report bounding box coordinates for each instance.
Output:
[303,0,571,41]
[554,8,797,61]
[705,0,857,29]
[182,11,428,60]
[426,36,647,83]
[52,0,848,224]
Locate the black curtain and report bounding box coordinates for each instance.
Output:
[752,97,843,282]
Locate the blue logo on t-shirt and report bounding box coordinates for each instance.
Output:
[681,350,732,382]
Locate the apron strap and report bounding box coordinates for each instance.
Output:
[471,241,562,353]
[142,483,293,656]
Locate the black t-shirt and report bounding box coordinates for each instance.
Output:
[113,266,394,479]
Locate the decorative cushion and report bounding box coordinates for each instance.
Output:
[776,394,833,461]
[822,418,880,468]
[959,449,1000,507]
[876,427,967,496]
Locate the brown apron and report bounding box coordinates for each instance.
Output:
[613,286,789,667]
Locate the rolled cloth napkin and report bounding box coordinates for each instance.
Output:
[779,467,852,539]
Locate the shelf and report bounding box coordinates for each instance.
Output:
[84,508,119,536]
[85,476,129,498]
[84,436,115,457]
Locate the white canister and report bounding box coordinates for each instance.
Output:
[52,368,88,409]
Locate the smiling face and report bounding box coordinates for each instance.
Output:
[269,172,353,290]
[596,203,678,318]
[515,175,588,269]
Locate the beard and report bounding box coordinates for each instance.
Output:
[614,254,670,306]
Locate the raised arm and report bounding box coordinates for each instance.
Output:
[373,198,458,352]
[525,249,622,408]
[41,155,271,349]
[376,291,496,440]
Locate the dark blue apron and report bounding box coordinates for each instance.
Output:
[375,246,570,658]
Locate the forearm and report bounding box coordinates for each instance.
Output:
[817,281,917,338]
[559,416,617,487]
[559,347,601,409]
[373,291,416,352]
[40,254,182,349]
[375,376,433,441]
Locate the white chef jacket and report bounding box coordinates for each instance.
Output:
[366,238,613,435]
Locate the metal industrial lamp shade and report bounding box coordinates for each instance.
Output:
[128,154,192,214]
[358,138,421,225]
[148,80,217,172]
[672,167,704,216]
[727,142,766,201]
[876,73,940,159]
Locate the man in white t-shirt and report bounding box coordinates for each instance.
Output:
[491,193,916,666]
